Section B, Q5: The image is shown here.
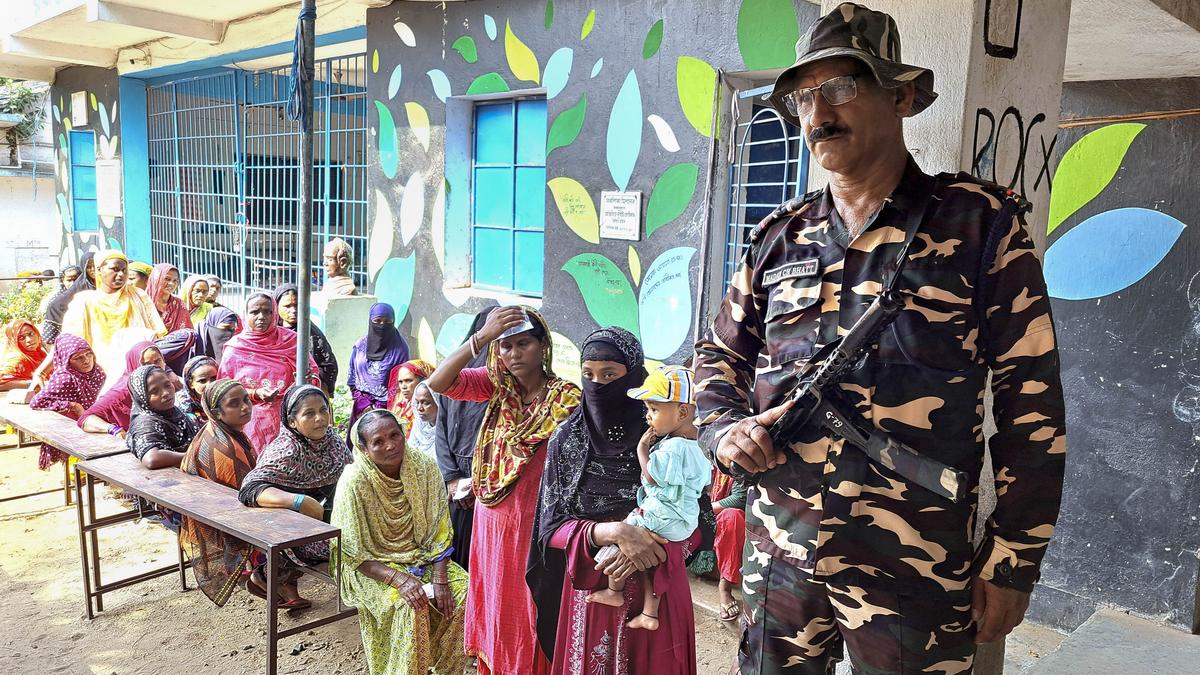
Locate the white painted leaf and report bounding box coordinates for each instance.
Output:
[418,317,437,364]
[399,173,426,247]
[394,22,417,47]
[647,114,680,153]
[431,180,446,271]
[368,189,395,280]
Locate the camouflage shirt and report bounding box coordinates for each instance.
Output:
[694,157,1066,594]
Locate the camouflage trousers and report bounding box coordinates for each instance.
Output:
[738,555,976,674]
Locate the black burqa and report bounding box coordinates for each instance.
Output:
[41,252,96,343]
[526,327,649,662]
[272,283,339,392]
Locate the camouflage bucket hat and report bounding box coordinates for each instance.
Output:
[768,2,937,126]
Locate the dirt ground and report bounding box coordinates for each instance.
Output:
[0,434,740,675]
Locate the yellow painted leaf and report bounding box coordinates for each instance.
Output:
[628,245,642,286]
[418,317,437,364]
[89,93,97,111]
[371,49,379,73]
[581,9,596,39]
[504,20,540,84]
[404,101,430,151]
[547,177,598,244]
[551,332,582,386]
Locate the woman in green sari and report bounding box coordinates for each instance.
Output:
[332,409,468,675]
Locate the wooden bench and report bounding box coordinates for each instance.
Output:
[0,401,127,505]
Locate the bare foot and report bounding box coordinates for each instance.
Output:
[626,612,659,631]
[585,589,625,607]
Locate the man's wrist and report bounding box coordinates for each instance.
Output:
[975,536,1037,592]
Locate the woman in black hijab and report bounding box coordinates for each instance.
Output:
[41,252,96,345]
[272,283,338,394]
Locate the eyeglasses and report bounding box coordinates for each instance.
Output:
[782,74,860,119]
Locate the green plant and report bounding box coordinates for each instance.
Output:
[332,384,353,438]
[0,78,48,166]
[0,282,51,326]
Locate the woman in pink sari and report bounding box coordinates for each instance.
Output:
[147,263,192,333]
[217,293,318,452]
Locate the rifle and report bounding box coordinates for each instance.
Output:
[735,291,970,503]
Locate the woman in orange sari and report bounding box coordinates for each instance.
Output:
[387,359,435,434]
[0,320,47,391]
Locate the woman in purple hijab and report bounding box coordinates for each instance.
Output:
[346,302,410,435]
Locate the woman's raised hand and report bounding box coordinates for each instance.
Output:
[476,306,527,343]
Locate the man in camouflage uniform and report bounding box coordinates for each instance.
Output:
[693,4,1066,674]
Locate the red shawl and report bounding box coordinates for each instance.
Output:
[0,319,46,387]
[148,263,192,333]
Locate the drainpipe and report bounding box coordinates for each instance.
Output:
[293,0,316,384]
[691,69,724,350]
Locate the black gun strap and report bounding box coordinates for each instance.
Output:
[881,186,939,297]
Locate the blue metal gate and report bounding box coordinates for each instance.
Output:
[147,53,368,311]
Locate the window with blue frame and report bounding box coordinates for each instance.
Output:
[69,130,98,231]
[471,98,547,296]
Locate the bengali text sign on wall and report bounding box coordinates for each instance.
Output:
[600,191,642,241]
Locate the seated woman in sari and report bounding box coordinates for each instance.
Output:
[218,293,318,452]
[182,276,214,325]
[332,409,467,675]
[386,359,434,434]
[0,319,47,392]
[346,303,409,432]
[78,340,170,437]
[29,334,106,469]
[239,384,352,610]
[528,328,703,674]
[148,263,192,333]
[177,355,218,425]
[179,378,257,606]
[60,250,167,389]
[39,253,94,348]
[273,283,338,394]
[126,364,199,470]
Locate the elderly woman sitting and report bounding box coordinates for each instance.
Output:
[332,409,467,675]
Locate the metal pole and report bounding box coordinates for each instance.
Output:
[295,0,316,385]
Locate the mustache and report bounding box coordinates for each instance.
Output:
[808,125,847,142]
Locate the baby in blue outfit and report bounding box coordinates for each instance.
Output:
[586,366,711,630]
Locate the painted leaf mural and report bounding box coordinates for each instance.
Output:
[562,253,640,337]
[435,313,475,358]
[551,332,582,386]
[643,19,664,59]
[677,56,717,137]
[548,177,599,244]
[590,58,604,78]
[405,102,431,151]
[1048,123,1146,235]
[368,189,395,280]
[371,50,379,73]
[505,21,541,84]
[547,94,586,156]
[52,104,60,123]
[98,102,110,137]
[647,114,680,152]
[645,163,699,237]
[56,193,71,230]
[373,101,398,179]
[394,22,417,47]
[545,0,555,29]
[89,93,97,110]
[1044,207,1185,300]
[418,318,437,364]
[399,173,426,247]
[737,0,801,70]
[452,35,478,64]
[484,14,497,40]
[606,71,642,192]
[581,10,596,39]
[638,247,697,359]
[543,48,574,99]
[375,254,417,323]
[387,64,403,99]
[628,245,642,286]
[431,181,446,271]
[427,70,452,102]
[467,72,510,95]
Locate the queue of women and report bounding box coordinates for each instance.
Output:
[0,252,752,675]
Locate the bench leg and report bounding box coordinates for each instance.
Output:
[74,467,94,620]
[266,546,279,675]
[63,460,72,506]
[87,475,103,613]
[177,540,188,591]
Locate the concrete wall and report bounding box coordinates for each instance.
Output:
[48,65,123,266]
[1030,77,1200,632]
[0,174,57,276]
[363,0,818,374]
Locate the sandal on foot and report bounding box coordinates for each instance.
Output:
[719,600,740,621]
[245,570,269,600]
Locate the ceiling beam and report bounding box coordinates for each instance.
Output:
[0,62,55,83]
[1151,0,1200,33]
[3,37,115,68]
[85,1,227,43]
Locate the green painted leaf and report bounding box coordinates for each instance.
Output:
[737,0,801,70]
[643,19,664,59]
[1048,123,1146,235]
[452,35,478,63]
[562,253,639,338]
[581,9,596,39]
[676,56,717,137]
[645,162,699,237]
[505,20,541,84]
[548,176,599,244]
[545,0,554,29]
[466,72,510,95]
[547,94,587,155]
[373,100,398,179]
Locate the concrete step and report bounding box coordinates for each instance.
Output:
[1029,609,1198,675]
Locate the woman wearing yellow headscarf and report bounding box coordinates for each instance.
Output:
[332,409,467,675]
[62,250,166,390]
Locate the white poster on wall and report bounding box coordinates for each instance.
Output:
[71,91,88,126]
[599,191,642,241]
[95,159,123,217]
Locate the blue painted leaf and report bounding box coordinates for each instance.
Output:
[484,14,497,40]
[435,313,476,357]
[542,47,573,100]
[427,69,452,102]
[56,193,71,229]
[638,247,697,360]
[373,101,398,179]
[97,102,110,137]
[590,58,604,78]
[605,71,642,192]
[52,104,60,123]
[387,63,403,99]
[106,237,122,251]
[1045,207,1185,300]
[374,254,417,323]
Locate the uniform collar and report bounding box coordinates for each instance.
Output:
[801,154,934,224]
